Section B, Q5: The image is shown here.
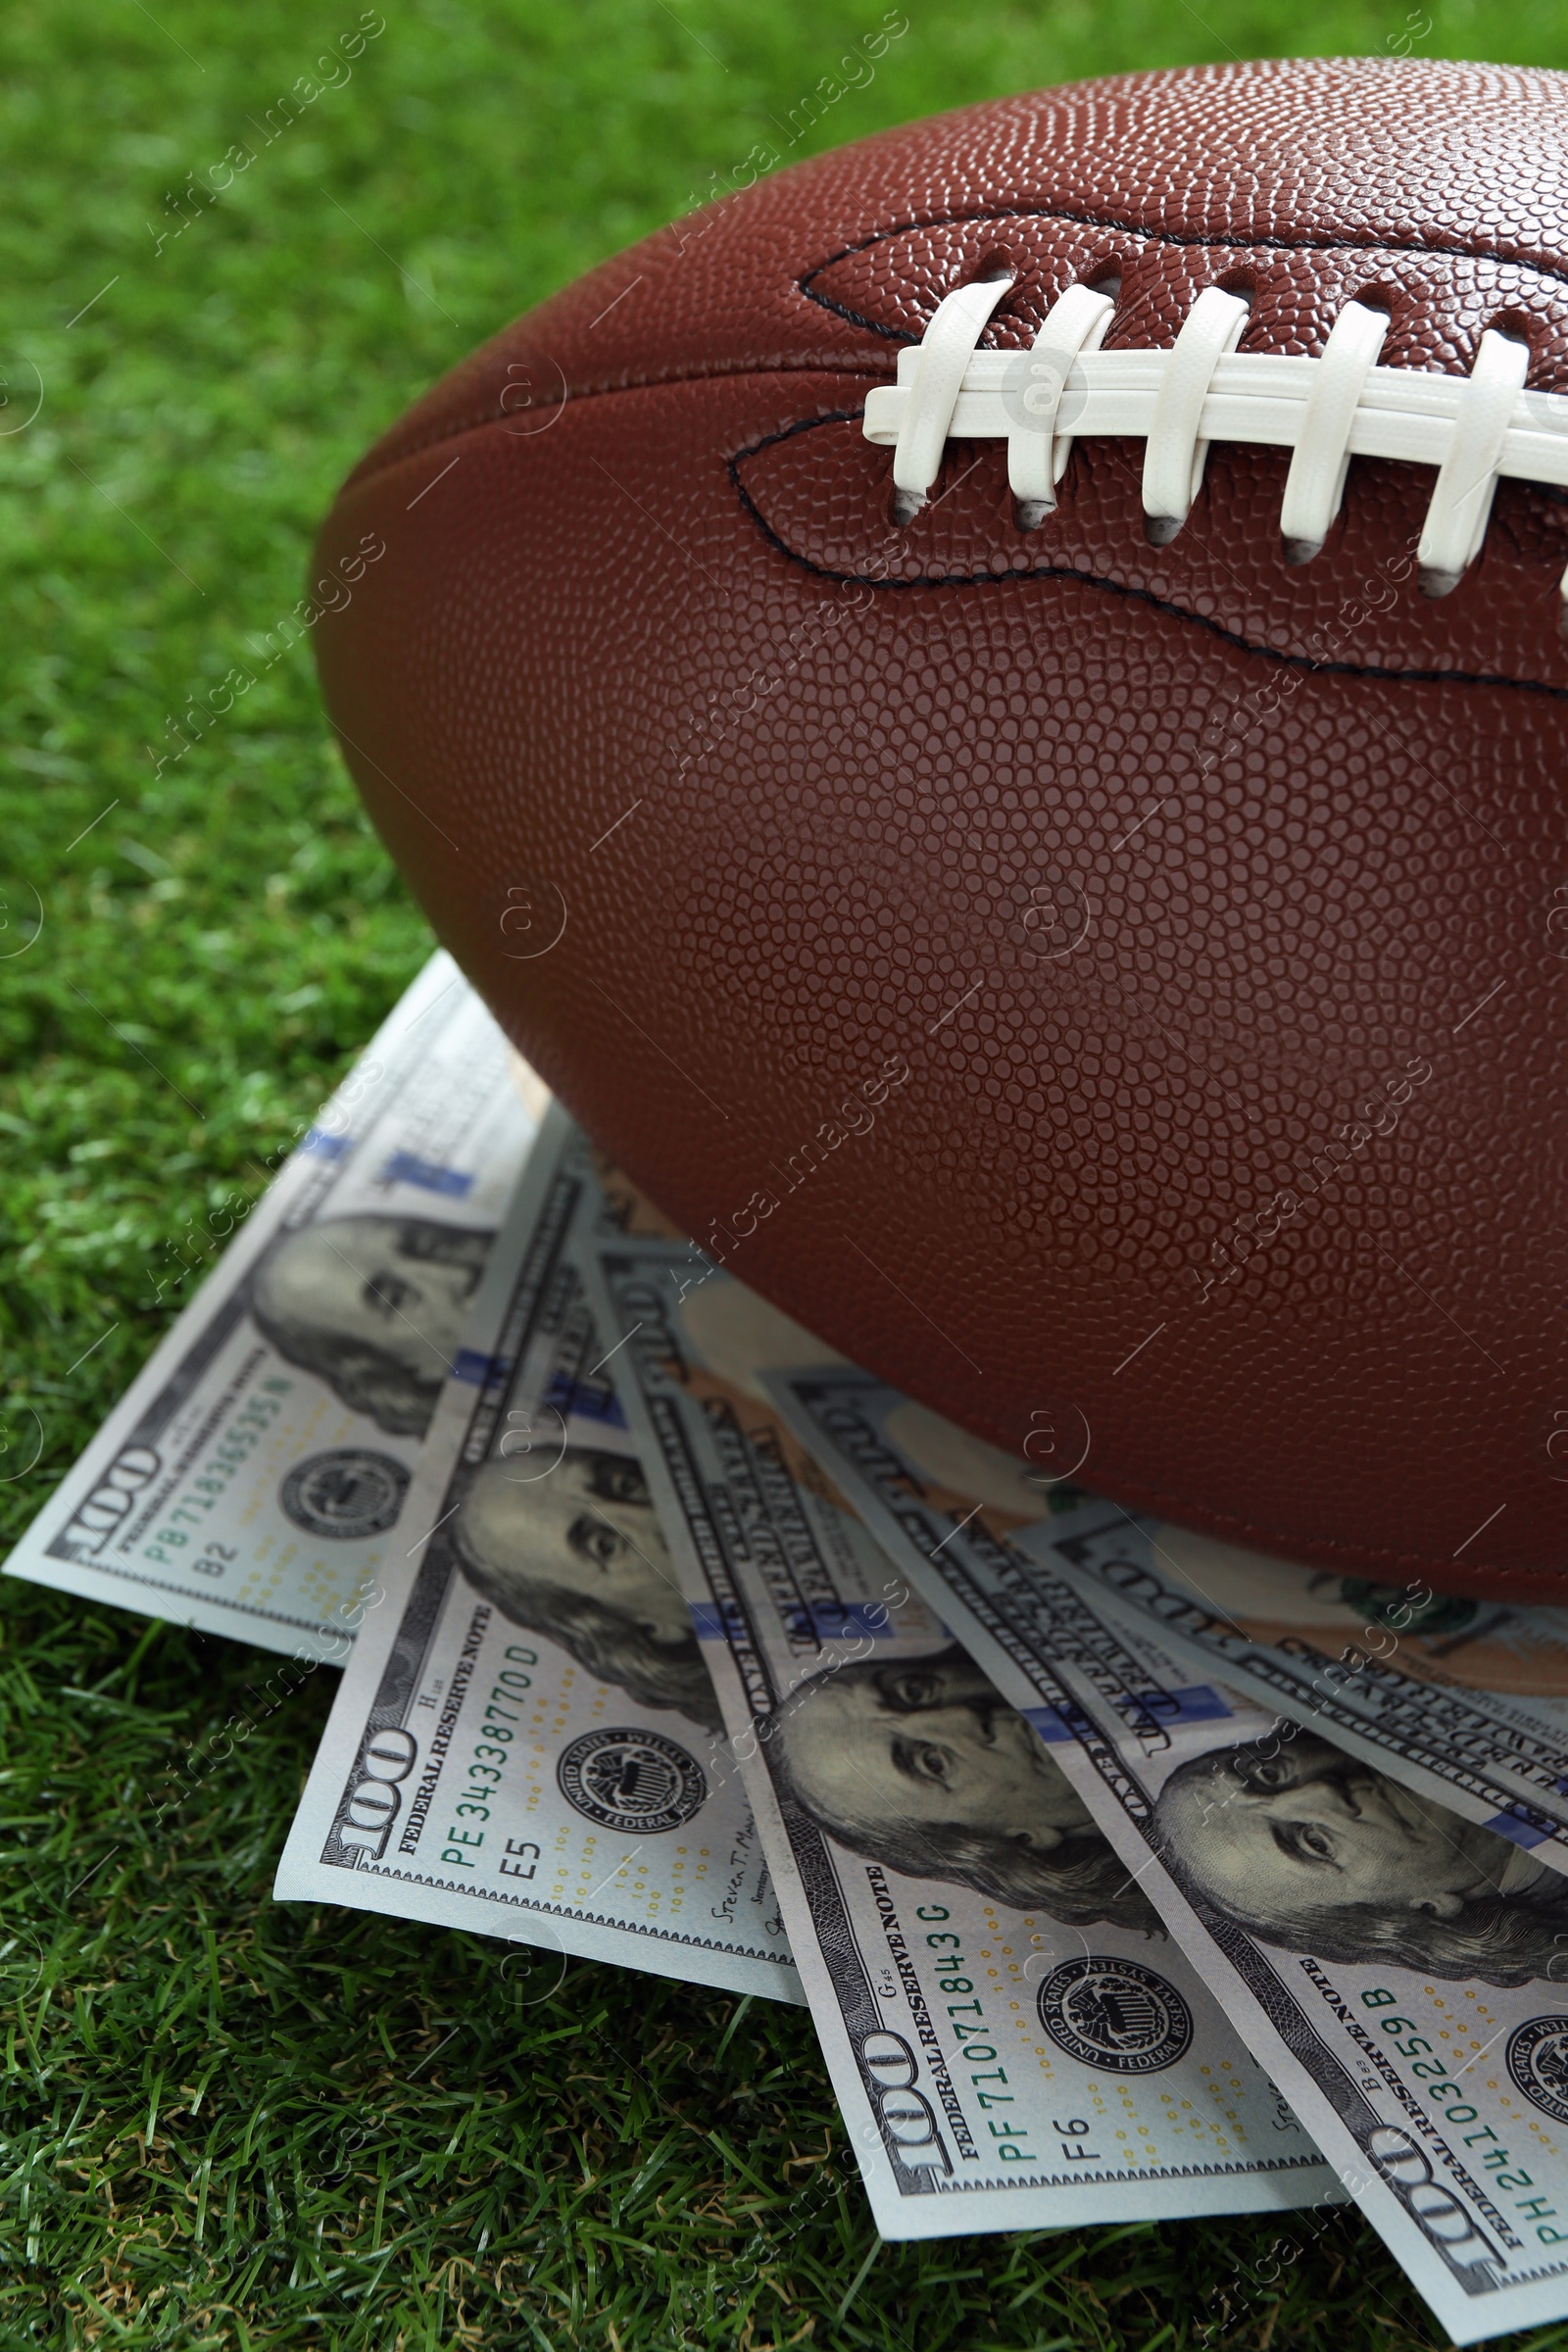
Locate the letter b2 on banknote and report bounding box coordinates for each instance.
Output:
[7,955,542,1658]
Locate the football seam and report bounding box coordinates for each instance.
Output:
[799,205,1568,344]
[345,207,1568,493]
[340,363,895,497]
[729,409,1568,699]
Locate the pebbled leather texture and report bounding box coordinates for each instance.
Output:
[314,58,1568,1601]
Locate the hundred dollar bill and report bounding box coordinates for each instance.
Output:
[575,1228,1340,2235]
[1036,1510,1568,1877]
[275,1107,800,2000]
[765,1347,1568,1878]
[775,1365,1568,2344]
[6,954,545,1660]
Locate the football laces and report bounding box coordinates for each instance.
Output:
[863,275,1568,616]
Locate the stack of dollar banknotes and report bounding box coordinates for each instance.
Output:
[15,952,1568,2344]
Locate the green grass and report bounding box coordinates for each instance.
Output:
[3,0,1568,2343]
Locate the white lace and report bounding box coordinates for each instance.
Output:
[864,276,1565,612]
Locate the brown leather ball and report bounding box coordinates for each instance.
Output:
[312,58,1568,1601]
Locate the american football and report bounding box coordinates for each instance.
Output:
[312,55,1568,1602]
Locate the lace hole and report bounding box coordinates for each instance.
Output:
[1487,310,1537,361]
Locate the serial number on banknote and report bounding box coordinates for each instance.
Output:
[416,1643,544,1884]
[142,1377,293,1574]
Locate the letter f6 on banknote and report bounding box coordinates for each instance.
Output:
[574,1210,1341,2238]
[772,1361,1568,2342]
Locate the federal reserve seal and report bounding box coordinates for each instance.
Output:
[557,1728,707,1834]
[279,1449,410,1540]
[1036,1956,1193,2075]
[1507,2017,1568,2126]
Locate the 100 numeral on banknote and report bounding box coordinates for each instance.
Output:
[7,954,544,1657]
[774,1364,1568,2344]
[276,1110,800,1999]
[577,1221,1339,2236]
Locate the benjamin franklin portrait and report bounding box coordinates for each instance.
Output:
[1154,1729,1568,1986]
[451,1445,722,1732]
[765,1643,1158,1931]
[250,1213,493,1439]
